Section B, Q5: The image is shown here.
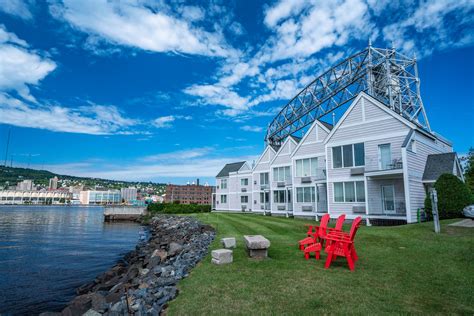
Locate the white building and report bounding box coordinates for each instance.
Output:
[0,190,72,204]
[49,176,58,190]
[214,93,463,224]
[79,190,121,205]
[16,180,33,191]
[121,187,138,203]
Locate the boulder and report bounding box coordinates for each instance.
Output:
[211,249,233,265]
[243,235,270,259]
[221,237,236,249]
[168,242,183,256]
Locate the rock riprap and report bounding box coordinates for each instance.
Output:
[244,235,270,259]
[48,215,215,316]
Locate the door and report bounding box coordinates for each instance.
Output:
[381,185,395,214]
[316,184,328,213]
[378,144,392,170]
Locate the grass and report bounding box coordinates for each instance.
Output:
[167,213,474,315]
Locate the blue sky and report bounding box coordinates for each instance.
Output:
[0,0,473,185]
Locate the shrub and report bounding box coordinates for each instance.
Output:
[147,203,211,215]
[425,174,471,219]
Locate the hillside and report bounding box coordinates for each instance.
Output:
[0,166,165,192]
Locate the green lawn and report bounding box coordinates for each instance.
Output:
[167,213,474,315]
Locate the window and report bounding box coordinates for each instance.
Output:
[332,143,364,168]
[273,190,286,203]
[296,187,316,203]
[260,173,269,185]
[378,144,391,170]
[273,166,291,182]
[332,147,342,168]
[240,178,249,186]
[220,195,227,203]
[334,183,344,202]
[295,157,319,177]
[241,195,248,203]
[333,181,365,202]
[220,179,227,189]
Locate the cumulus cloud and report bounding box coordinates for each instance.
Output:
[0,93,138,135]
[49,0,238,58]
[0,25,56,100]
[0,0,33,20]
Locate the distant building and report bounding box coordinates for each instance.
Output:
[49,176,58,190]
[16,180,33,191]
[79,190,121,205]
[165,180,214,205]
[0,190,72,205]
[69,185,84,200]
[121,187,138,203]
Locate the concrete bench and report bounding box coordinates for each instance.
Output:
[221,237,236,249]
[211,249,233,265]
[243,235,270,259]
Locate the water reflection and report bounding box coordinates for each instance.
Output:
[0,205,142,315]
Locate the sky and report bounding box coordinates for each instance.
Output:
[0,0,473,185]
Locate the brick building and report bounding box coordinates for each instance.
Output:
[165,181,214,205]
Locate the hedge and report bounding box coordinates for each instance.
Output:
[147,203,211,214]
[424,173,471,219]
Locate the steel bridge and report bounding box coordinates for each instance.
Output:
[265,45,430,146]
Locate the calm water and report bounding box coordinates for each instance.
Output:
[0,206,143,315]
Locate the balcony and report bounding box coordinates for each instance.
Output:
[365,158,403,178]
[367,197,406,217]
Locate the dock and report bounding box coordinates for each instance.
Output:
[104,205,147,221]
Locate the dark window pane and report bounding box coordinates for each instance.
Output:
[343,145,353,167]
[354,143,365,166]
[332,146,342,168]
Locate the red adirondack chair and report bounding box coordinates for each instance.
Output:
[298,214,330,250]
[324,216,362,271]
[303,214,346,260]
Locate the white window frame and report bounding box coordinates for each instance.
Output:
[220,195,227,203]
[332,181,365,203]
[241,195,249,204]
[295,157,318,177]
[240,178,249,186]
[378,143,392,170]
[332,143,365,168]
[296,187,316,203]
[260,172,269,185]
[220,179,227,189]
[273,166,291,182]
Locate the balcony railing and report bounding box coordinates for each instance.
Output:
[365,158,403,173]
[367,198,406,216]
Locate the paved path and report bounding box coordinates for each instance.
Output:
[449,219,474,227]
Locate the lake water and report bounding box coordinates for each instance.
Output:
[0,205,143,315]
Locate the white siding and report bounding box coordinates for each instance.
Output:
[406,132,451,222]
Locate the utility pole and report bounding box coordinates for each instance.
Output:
[4,128,11,167]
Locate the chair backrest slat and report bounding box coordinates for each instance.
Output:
[335,214,346,231]
[349,216,362,241]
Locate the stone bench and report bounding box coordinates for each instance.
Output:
[243,235,270,259]
[211,249,233,265]
[221,237,236,249]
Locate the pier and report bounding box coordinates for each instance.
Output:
[103,205,147,221]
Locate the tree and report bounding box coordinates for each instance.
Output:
[425,173,471,219]
[464,147,474,193]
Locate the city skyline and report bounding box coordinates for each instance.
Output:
[0,0,473,184]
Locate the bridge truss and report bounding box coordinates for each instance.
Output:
[265,45,431,146]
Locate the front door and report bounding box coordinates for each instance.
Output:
[316,184,327,213]
[381,185,395,214]
[379,144,392,170]
[286,188,292,211]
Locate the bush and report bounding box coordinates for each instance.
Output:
[147,203,211,215]
[424,174,471,219]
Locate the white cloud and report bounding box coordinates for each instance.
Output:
[0,93,138,135]
[381,0,474,57]
[49,0,238,58]
[153,115,192,128]
[142,147,213,162]
[241,125,263,132]
[0,0,33,20]
[264,0,309,28]
[184,84,250,113]
[0,25,56,99]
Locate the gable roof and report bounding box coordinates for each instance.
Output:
[422,153,458,182]
[216,161,247,178]
[290,135,302,143]
[270,136,298,165]
[319,120,333,131]
[324,92,416,144]
[252,145,277,171]
[270,144,281,152]
[291,119,332,158]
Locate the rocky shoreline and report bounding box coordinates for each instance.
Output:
[42,215,215,316]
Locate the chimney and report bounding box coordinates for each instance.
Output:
[197,178,200,186]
